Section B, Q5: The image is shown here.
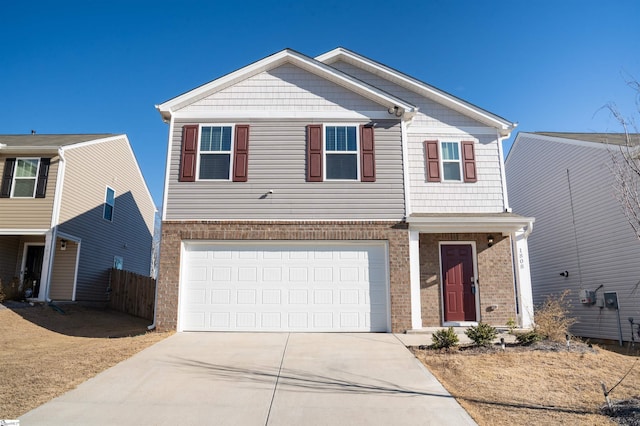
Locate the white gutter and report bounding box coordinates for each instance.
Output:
[497,129,512,212]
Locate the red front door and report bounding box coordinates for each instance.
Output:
[441,244,476,322]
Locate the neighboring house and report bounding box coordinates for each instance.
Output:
[506,132,640,342]
[155,48,534,333]
[0,134,156,303]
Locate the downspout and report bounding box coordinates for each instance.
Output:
[497,129,511,213]
[44,147,67,302]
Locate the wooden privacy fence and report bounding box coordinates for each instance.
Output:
[108,268,156,321]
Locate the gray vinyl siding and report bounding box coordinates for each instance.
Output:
[506,134,640,341]
[49,238,78,300]
[165,119,405,220]
[0,155,58,229]
[57,137,155,301]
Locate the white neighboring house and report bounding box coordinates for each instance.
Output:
[506,132,640,342]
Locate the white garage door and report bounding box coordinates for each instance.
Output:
[180,242,389,332]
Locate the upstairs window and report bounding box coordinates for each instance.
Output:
[103,187,115,221]
[441,142,462,181]
[13,159,40,197]
[199,126,232,180]
[178,124,250,182]
[1,157,50,198]
[325,126,358,180]
[424,140,477,183]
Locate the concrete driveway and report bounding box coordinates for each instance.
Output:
[20,333,475,425]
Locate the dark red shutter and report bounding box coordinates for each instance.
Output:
[1,158,16,198]
[307,124,323,182]
[179,125,198,182]
[233,125,250,182]
[425,141,441,182]
[360,125,376,182]
[462,141,477,183]
[35,158,50,198]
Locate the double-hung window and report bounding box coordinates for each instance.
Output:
[12,158,40,197]
[325,125,358,180]
[424,140,477,183]
[441,142,462,182]
[199,126,232,180]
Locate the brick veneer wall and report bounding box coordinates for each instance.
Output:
[157,221,411,332]
[419,233,516,327]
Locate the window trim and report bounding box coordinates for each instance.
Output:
[10,157,41,198]
[103,186,115,222]
[196,124,234,181]
[323,123,360,181]
[440,141,463,183]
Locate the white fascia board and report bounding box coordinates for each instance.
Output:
[316,48,516,135]
[407,215,535,235]
[56,231,81,242]
[169,109,395,121]
[156,49,417,121]
[0,229,49,235]
[407,125,502,136]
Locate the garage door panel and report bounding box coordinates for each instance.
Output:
[180,242,389,332]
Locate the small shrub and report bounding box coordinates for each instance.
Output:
[0,283,5,303]
[506,318,517,334]
[515,329,544,345]
[534,290,577,343]
[431,327,459,349]
[465,322,498,347]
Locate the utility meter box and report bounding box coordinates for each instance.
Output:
[604,292,619,309]
[579,289,596,305]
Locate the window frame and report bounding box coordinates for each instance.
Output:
[196,124,234,181]
[103,186,115,222]
[113,256,124,270]
[323,123,360,181]
[440,141,463,183]
[10,157,41,198]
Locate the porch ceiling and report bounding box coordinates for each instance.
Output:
[407,213,534,235]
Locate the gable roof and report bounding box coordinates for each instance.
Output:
[0,134,117,154]
[156,48,418,122]
[316,47,516,135]
[533,132,640,146]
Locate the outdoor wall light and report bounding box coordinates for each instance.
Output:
[60,239,67,250]
[387,106,403,117]
[487,235,494,247]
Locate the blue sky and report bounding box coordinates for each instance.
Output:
[2,0,639,208]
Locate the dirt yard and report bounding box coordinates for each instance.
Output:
[0,302,171,419]
[413,342,640,425]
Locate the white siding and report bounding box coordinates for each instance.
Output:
[329,61,483,128]
[179,64,385,114]
[407,133,505,213]
[506,134,640,341]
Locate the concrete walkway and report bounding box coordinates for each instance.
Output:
[20,333,476,425]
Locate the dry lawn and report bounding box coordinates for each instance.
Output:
[0,303,172,419]
[413,343,640,425]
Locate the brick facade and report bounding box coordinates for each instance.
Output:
[419,233,516,327]
[157,221,411,332]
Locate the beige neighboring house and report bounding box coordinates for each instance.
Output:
[0,134,156,303]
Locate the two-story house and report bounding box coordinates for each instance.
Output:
[0,134,156,303]
[155,48,534,333]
